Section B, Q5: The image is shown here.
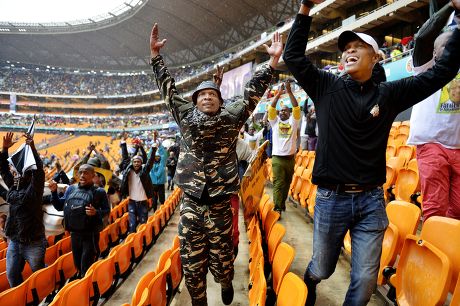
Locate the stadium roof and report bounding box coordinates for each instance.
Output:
[0,0,297,71]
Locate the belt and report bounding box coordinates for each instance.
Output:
[318,184,380,194]
[273,154,295,159]
[129,199,147,204]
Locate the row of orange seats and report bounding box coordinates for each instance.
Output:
[0,189,181,305]
[122,235,182,306]
[247,194,308,306]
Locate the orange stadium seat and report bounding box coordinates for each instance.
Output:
[276,272,308,306]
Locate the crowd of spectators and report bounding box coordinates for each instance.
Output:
[0,112,173,129]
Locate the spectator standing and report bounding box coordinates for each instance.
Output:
[407,1,460,220]
[149,23,278,306]
[284,1,460,305]
[166,151,177,190]
[268,81,301,215]
[0,132,46,287]
[49,165,109,276]
[120,139,156,232]
[149,142,167,211]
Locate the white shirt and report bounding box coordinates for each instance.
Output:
[407,59,460,149]
[269,114,300,156]
[244,129,264,151]
[128,169,147,201]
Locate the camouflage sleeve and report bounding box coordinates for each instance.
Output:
[239,64,273,126]
[151,55,191,126]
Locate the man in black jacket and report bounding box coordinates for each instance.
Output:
[119,139,156,233]
[49,164,109,276]
[283,1,460,305]
[0,132,46,287]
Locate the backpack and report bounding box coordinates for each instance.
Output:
[63,186,98,232]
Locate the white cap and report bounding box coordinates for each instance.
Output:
[338,31,379,54]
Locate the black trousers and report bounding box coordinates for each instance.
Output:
[152,184,165,211]
[70,231,99,276]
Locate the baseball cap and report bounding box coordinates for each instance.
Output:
[338,31,379,54]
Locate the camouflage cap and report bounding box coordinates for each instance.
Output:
[192,81,223,104]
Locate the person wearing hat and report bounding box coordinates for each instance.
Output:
[283,1,460,305]
[149,23,280,306]
[119,138,156,233]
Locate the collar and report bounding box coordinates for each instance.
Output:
[343,75,376,92]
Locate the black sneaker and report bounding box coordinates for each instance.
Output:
[304,272,319,306]
[221,283,234,305]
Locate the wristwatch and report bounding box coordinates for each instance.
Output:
[301,0,315,9]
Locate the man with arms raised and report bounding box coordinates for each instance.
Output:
[149,24,280,306]
[284,1,460,305]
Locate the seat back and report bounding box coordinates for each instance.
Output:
[56,236,72,256]
[131,271,156,306]
[0,276,29,306]
[394,235,451,306]
[0,271,9,292]
[60,273,92,306]
[0,257,6,273]
[156,249,172,274]
[27,260,58,305]
[248,260,266,306]
[45,244,59,266]
[420,216,460,293]
[90,254,115,298]
[169,248,182,291]
[261,201,274,226]
[377,222,399,285]
[277,272,308,306]
[394,169,420,203]
[267,223,286,264]
[272,242,295,295]
[386,201,420,264]
[98,227,110,256]
[56,251,77,288]
[147,259,171,306]
[111,239,133,276]
[263,210,280,242]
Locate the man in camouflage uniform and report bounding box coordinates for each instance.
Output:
[149,24,282,306]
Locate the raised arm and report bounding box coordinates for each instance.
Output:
[413,2,456,67]
[389,25,460,112]
[283,1,337,102]
[150,23,190,124]
[0,132,16,188]
[285,81,301,120]
[268,86,283,122]
[25,134,45,193]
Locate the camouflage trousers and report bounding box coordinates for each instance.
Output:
[178,192,234,306]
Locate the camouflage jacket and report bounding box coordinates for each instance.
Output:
[151,55,273,198]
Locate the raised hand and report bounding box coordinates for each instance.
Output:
[263,32,283,59]
[213,65,224,87]
[150,23,167,58]
[285,81,292,94]
[2,132,16,150]
[24,133,35,149]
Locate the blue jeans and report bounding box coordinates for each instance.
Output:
[6,237,46,287]
[128,200,148,233]
[305,187,388,306]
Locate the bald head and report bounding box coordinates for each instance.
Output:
[434,31,453,62]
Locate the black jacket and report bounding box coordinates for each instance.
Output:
[283,14,460,186]
[120,142,156,199]
[0,146,45,243]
